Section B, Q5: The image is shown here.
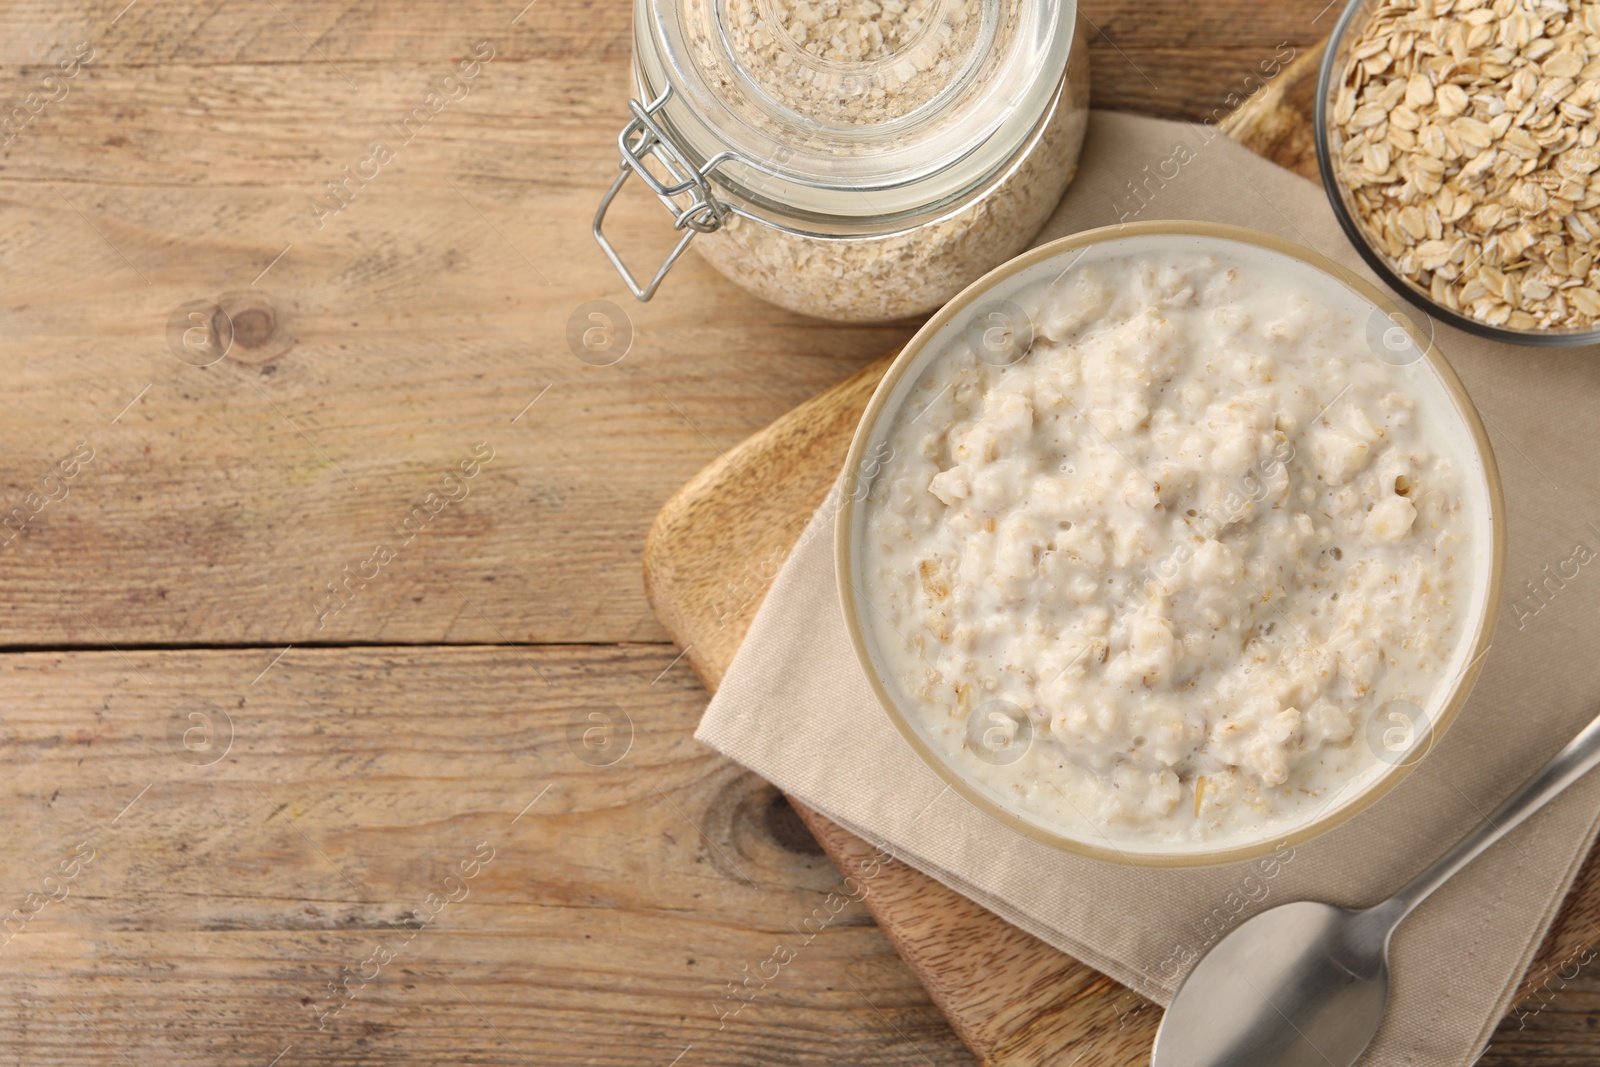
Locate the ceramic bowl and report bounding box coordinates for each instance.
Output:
[835,221,1506,866]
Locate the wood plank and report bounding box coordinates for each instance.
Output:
[0,643,1593,1066]
[0,0,1351,649]
[0,0,1337,91]
[641,38,1600,1067]
[0,0,906,651]
[0,70,898,648]
[0,644,972,1065]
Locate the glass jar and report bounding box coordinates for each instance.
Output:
[593,0,1090,322]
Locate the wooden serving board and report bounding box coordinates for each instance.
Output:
[642,41,1600,1064]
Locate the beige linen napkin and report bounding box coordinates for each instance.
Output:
[696,111,1600,1065]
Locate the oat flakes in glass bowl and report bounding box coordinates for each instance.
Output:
[1317,0,1600,345]
[836,223,1505,866]
[591,0,1089,321]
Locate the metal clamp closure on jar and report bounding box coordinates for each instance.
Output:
[592,88,735,301]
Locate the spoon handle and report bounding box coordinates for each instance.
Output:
[1378,706,1600,927]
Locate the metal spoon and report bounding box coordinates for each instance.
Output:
[1152,707,1600,1067]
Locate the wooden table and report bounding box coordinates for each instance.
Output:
[0,2,1592,1064]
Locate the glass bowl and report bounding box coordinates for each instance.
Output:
[1315,0,1600,347]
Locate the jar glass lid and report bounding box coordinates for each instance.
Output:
[637,0,1076,224]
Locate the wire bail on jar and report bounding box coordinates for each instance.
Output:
[592,88,735,301]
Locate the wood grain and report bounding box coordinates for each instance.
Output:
[641,35,1600,1067]
[0,0,1347,649]
[0,645,974,1066]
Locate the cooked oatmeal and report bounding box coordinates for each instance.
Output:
[859,243,1483,846]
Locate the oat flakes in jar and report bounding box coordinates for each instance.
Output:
[592,0,1090,321]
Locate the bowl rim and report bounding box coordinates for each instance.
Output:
[834,220,1507,868]
[1313,0,1600,348]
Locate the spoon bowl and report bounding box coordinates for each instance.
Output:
[1151,901,1390,1067]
